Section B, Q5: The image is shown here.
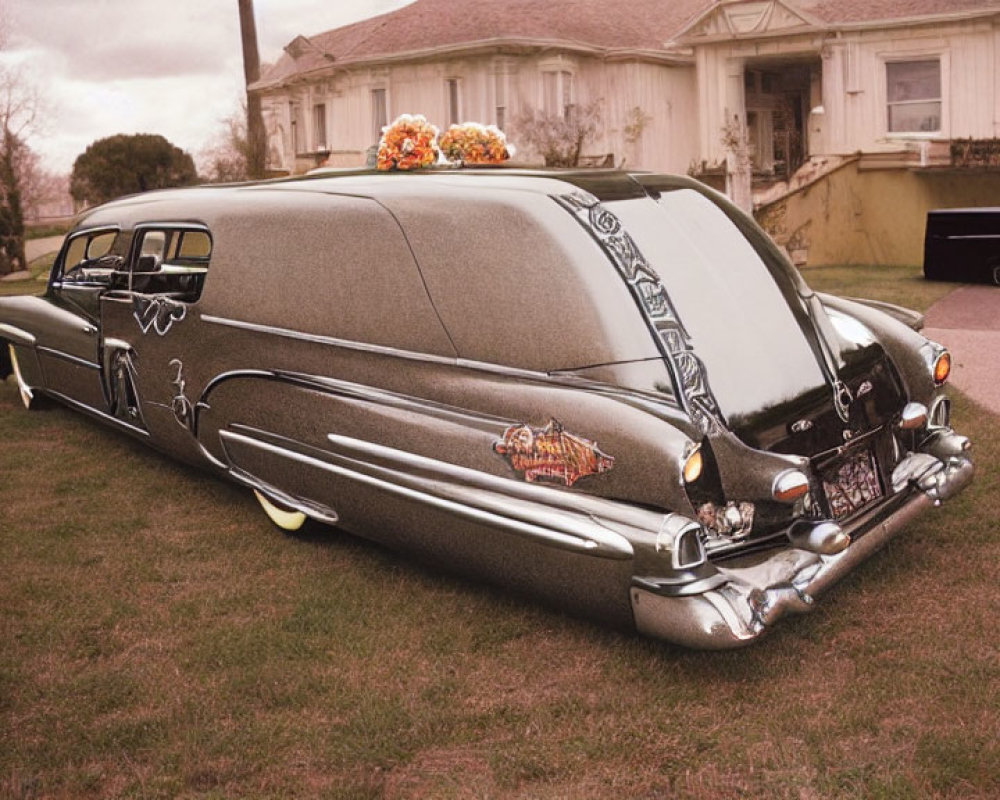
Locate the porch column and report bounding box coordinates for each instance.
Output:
[723,57,752,213]
[822,43,847,154]
[695,47,719,168]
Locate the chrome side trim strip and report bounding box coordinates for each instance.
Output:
[44,390,150,437]
[323,432,655,532]
[201,314,457,367]
[229,468,340,525]
[326,433,634,556]
[36,346,100,370]
[278,372,514,431]
[200,318,684,419]
[104,337,133,352]
[0,324,36,346]
[219,429,633,559]
[226,422,664,535]
[202,315,569,384]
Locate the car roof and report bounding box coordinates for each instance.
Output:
[75,168,706,228]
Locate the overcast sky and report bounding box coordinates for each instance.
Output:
[2,0,415,176]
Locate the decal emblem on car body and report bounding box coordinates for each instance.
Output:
[132,295,187,336]
[494,419,614,486]
[168,358,194,430]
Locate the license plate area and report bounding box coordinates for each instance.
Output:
[821,447,883,520]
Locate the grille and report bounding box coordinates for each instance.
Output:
[821,447,883,520]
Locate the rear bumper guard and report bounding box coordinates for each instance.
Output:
[632,450,974,649]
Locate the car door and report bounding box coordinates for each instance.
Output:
[98,224,212,433]
[37,227,123,409]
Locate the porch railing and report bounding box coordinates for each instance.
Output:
[951,138,1000,169]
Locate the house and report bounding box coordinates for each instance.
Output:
[251,0,1000,265]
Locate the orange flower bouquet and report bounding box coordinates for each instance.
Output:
[439,123,512,166]
[376,114,440,171]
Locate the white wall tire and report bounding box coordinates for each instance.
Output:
[253,489,308,532]
[8,344,38,411]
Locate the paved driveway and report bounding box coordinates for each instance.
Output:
[25,235,66,263]
[923,285,1000,414]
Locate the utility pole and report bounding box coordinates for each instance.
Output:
[238,0,267,179]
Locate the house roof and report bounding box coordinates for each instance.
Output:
[801,0,1000,25]
[255,0,1000,89]
[255,0,710,88]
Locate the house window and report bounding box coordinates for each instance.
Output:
[887,59,941,133]
[290,102,304,154]
[495,72,507,130]
[372,88,387,139]
[543,70,574,119]
[446,78,462,125]
[312,103,327,151]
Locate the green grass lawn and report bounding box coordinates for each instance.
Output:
[1,268,997,798]
[0,253,54,298]
[801,264,958,314]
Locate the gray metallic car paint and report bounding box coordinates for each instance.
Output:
[0,169,974,648]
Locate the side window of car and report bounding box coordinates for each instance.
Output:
[128,226,212,302]
[57,229,123,283]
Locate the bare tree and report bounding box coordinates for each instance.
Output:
[238,0,267,180]
[198,102,251,183]
[18,146,68,221]
[0,64,39,274]
[513,101,603,167]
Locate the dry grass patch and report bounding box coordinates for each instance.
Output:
[1,275,998,798]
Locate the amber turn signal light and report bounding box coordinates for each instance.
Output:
[772,469,810,503]
[682,447,703,484]
[933,351,951,385]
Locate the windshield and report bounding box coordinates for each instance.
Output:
[605,188,827,422]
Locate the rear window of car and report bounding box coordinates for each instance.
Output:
[605,189,826,420]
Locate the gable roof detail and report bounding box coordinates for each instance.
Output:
[674,1,821,43]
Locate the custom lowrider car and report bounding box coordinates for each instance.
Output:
[0,169,974,648]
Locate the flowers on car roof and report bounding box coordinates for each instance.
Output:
[376,114,440,172]
[377,114,513,171]
[439,123,513,166]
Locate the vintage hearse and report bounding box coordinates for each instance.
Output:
[0,169,974,648]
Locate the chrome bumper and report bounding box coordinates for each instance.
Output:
[631,452,974,649]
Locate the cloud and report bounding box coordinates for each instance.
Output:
[11,1,237,80]
[6,0,416,174]
[42,71,245,171]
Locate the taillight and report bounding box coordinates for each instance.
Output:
[933,350,951,385]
